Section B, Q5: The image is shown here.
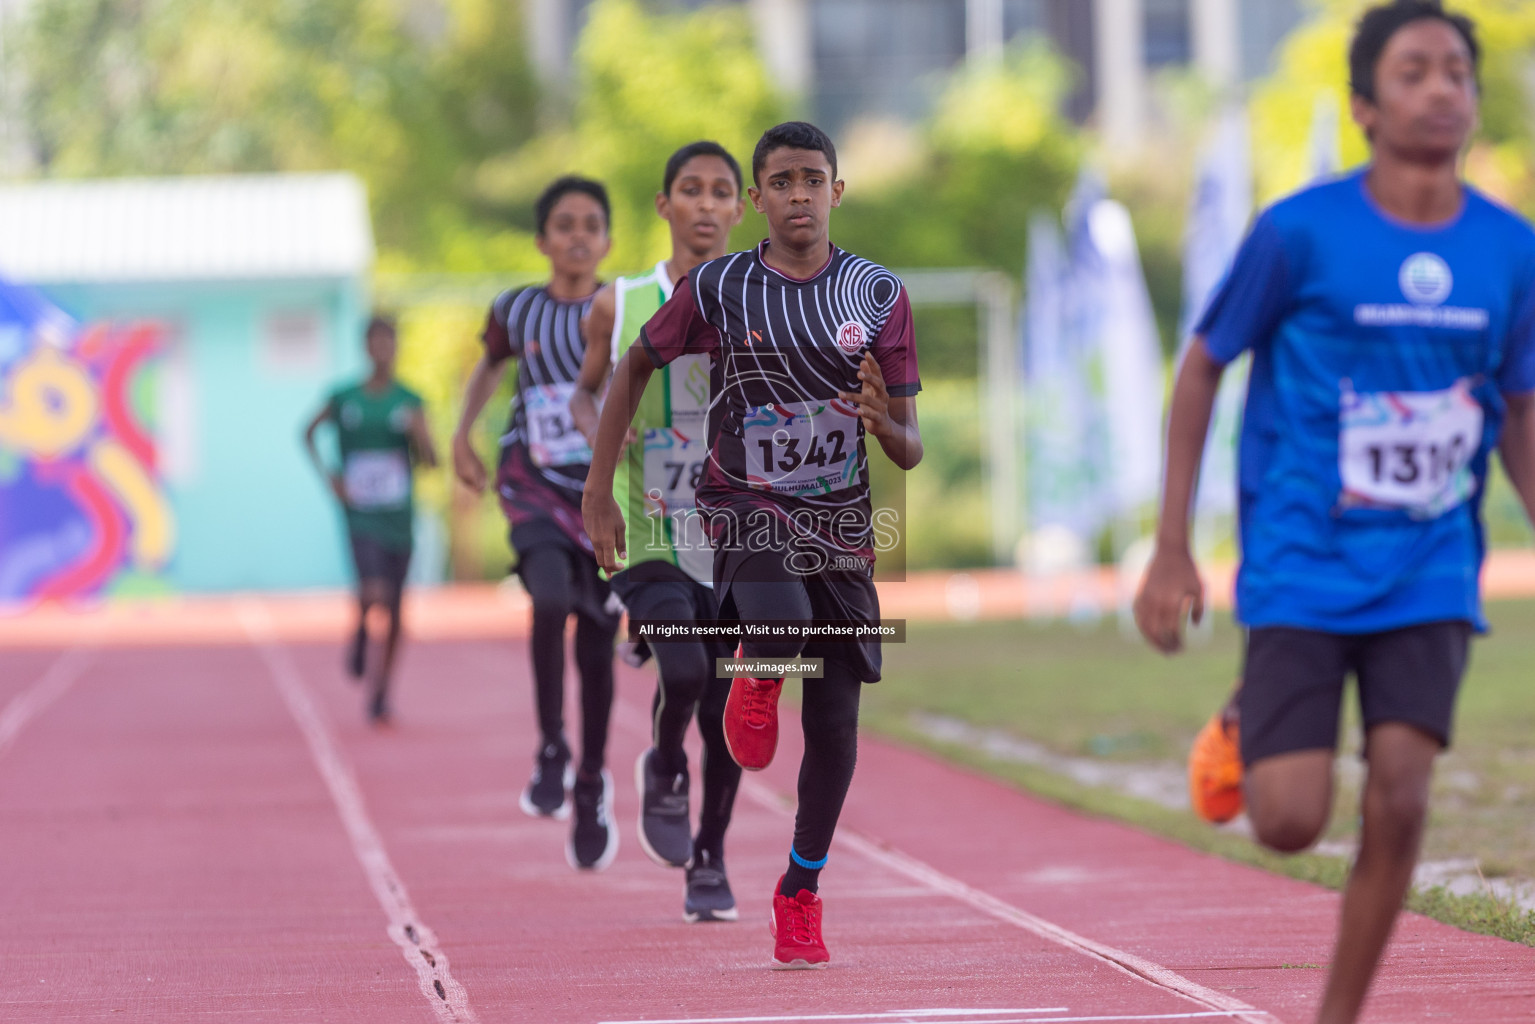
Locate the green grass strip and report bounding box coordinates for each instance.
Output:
[863,709,1535,947]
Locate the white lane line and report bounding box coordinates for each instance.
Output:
[740,779,1280,1024]
[600,1012,1253,1024]
[610,698,1281,1024]
[0,647,93,759]
[238,602,480,1024]
[598,1008,1068,1023]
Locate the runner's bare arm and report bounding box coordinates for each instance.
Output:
[582,346,657,574]
[452,353,508,494]
[1500,391,1535,527]
[302,404,346,503]
[408,407,439,471]
[1134,338,1225,655]
[840,352,921,469]
[571,285,616,448]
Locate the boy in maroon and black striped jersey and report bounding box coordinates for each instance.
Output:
[453,176,623,873]
[584,122,923,969]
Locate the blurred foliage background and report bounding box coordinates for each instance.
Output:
[6,0,1534,576]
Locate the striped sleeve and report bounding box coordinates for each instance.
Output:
[481,289,522,362]
[873,287,920,397]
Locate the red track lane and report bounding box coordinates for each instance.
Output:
[0,645,437,1022]
[0,635,1531,1023]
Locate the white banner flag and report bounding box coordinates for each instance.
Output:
[1068,188,1165,520]
[1181,108,1253,521]
[1309,92,1342,182]
[1023,210,1101,541]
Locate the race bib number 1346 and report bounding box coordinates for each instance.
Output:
[1338,378,1483,519]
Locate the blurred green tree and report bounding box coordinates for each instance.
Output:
[16,0,541,263]
[475,0,785,274]
[831,43,1082,377]
[833,43,1081,275]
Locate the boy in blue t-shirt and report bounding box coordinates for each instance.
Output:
[1136,3,1535,1023]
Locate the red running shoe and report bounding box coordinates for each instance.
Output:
[769,876,829,969]
[725,645,783,771]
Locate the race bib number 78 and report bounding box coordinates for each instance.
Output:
[1338,378,1483,519]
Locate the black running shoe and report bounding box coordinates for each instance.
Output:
[635,748,692,868]
[367,699,392,728]
[684,849,738,922]
[567,770,618,871]
[519,739,571,821]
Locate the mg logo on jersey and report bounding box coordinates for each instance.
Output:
[835,320,867,354]
[1399,253,1453,307]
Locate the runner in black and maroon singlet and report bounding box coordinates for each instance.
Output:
[585,122,923,969]
[452,176,622,872]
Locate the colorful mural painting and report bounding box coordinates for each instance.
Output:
[0,277,173,604]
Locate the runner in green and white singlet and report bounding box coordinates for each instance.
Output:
[571,141,745,922]
[609,261,713,585]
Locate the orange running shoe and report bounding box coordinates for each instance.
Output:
[1188,704,1243,824]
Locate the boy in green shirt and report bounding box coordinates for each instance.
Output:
[305,315,437,725]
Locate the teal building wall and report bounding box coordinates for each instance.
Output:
[38,277,370,592]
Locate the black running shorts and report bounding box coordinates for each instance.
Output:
[714,546,884,683]
[1237,620,1473,766]
[510,518,616,627]
[348,532,411,606]
[609,562,732,659]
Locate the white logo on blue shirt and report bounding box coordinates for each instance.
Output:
[1356,252,1486,329]
[1399,253,1453,306]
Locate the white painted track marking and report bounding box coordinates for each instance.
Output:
[818,815,1281,1024]
[600,1010,1068,1024]
[0,647,92,759]
[612,693,1281,1024]
[602,1012,1258,1024]
[238,601,480,1024]
[738,778,1281,1024]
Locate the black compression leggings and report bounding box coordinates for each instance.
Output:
[728,552,862,893]
[518,545,617,777]
[644,590,741,858]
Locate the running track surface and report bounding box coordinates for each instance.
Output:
[1,601,1532,1023]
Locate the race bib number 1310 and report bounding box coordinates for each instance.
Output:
[1338,378,1483,519]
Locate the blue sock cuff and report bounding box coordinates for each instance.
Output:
[789,847,828,870]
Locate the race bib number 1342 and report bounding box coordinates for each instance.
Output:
[1338,378,1483,519]
[743,399,862,496]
